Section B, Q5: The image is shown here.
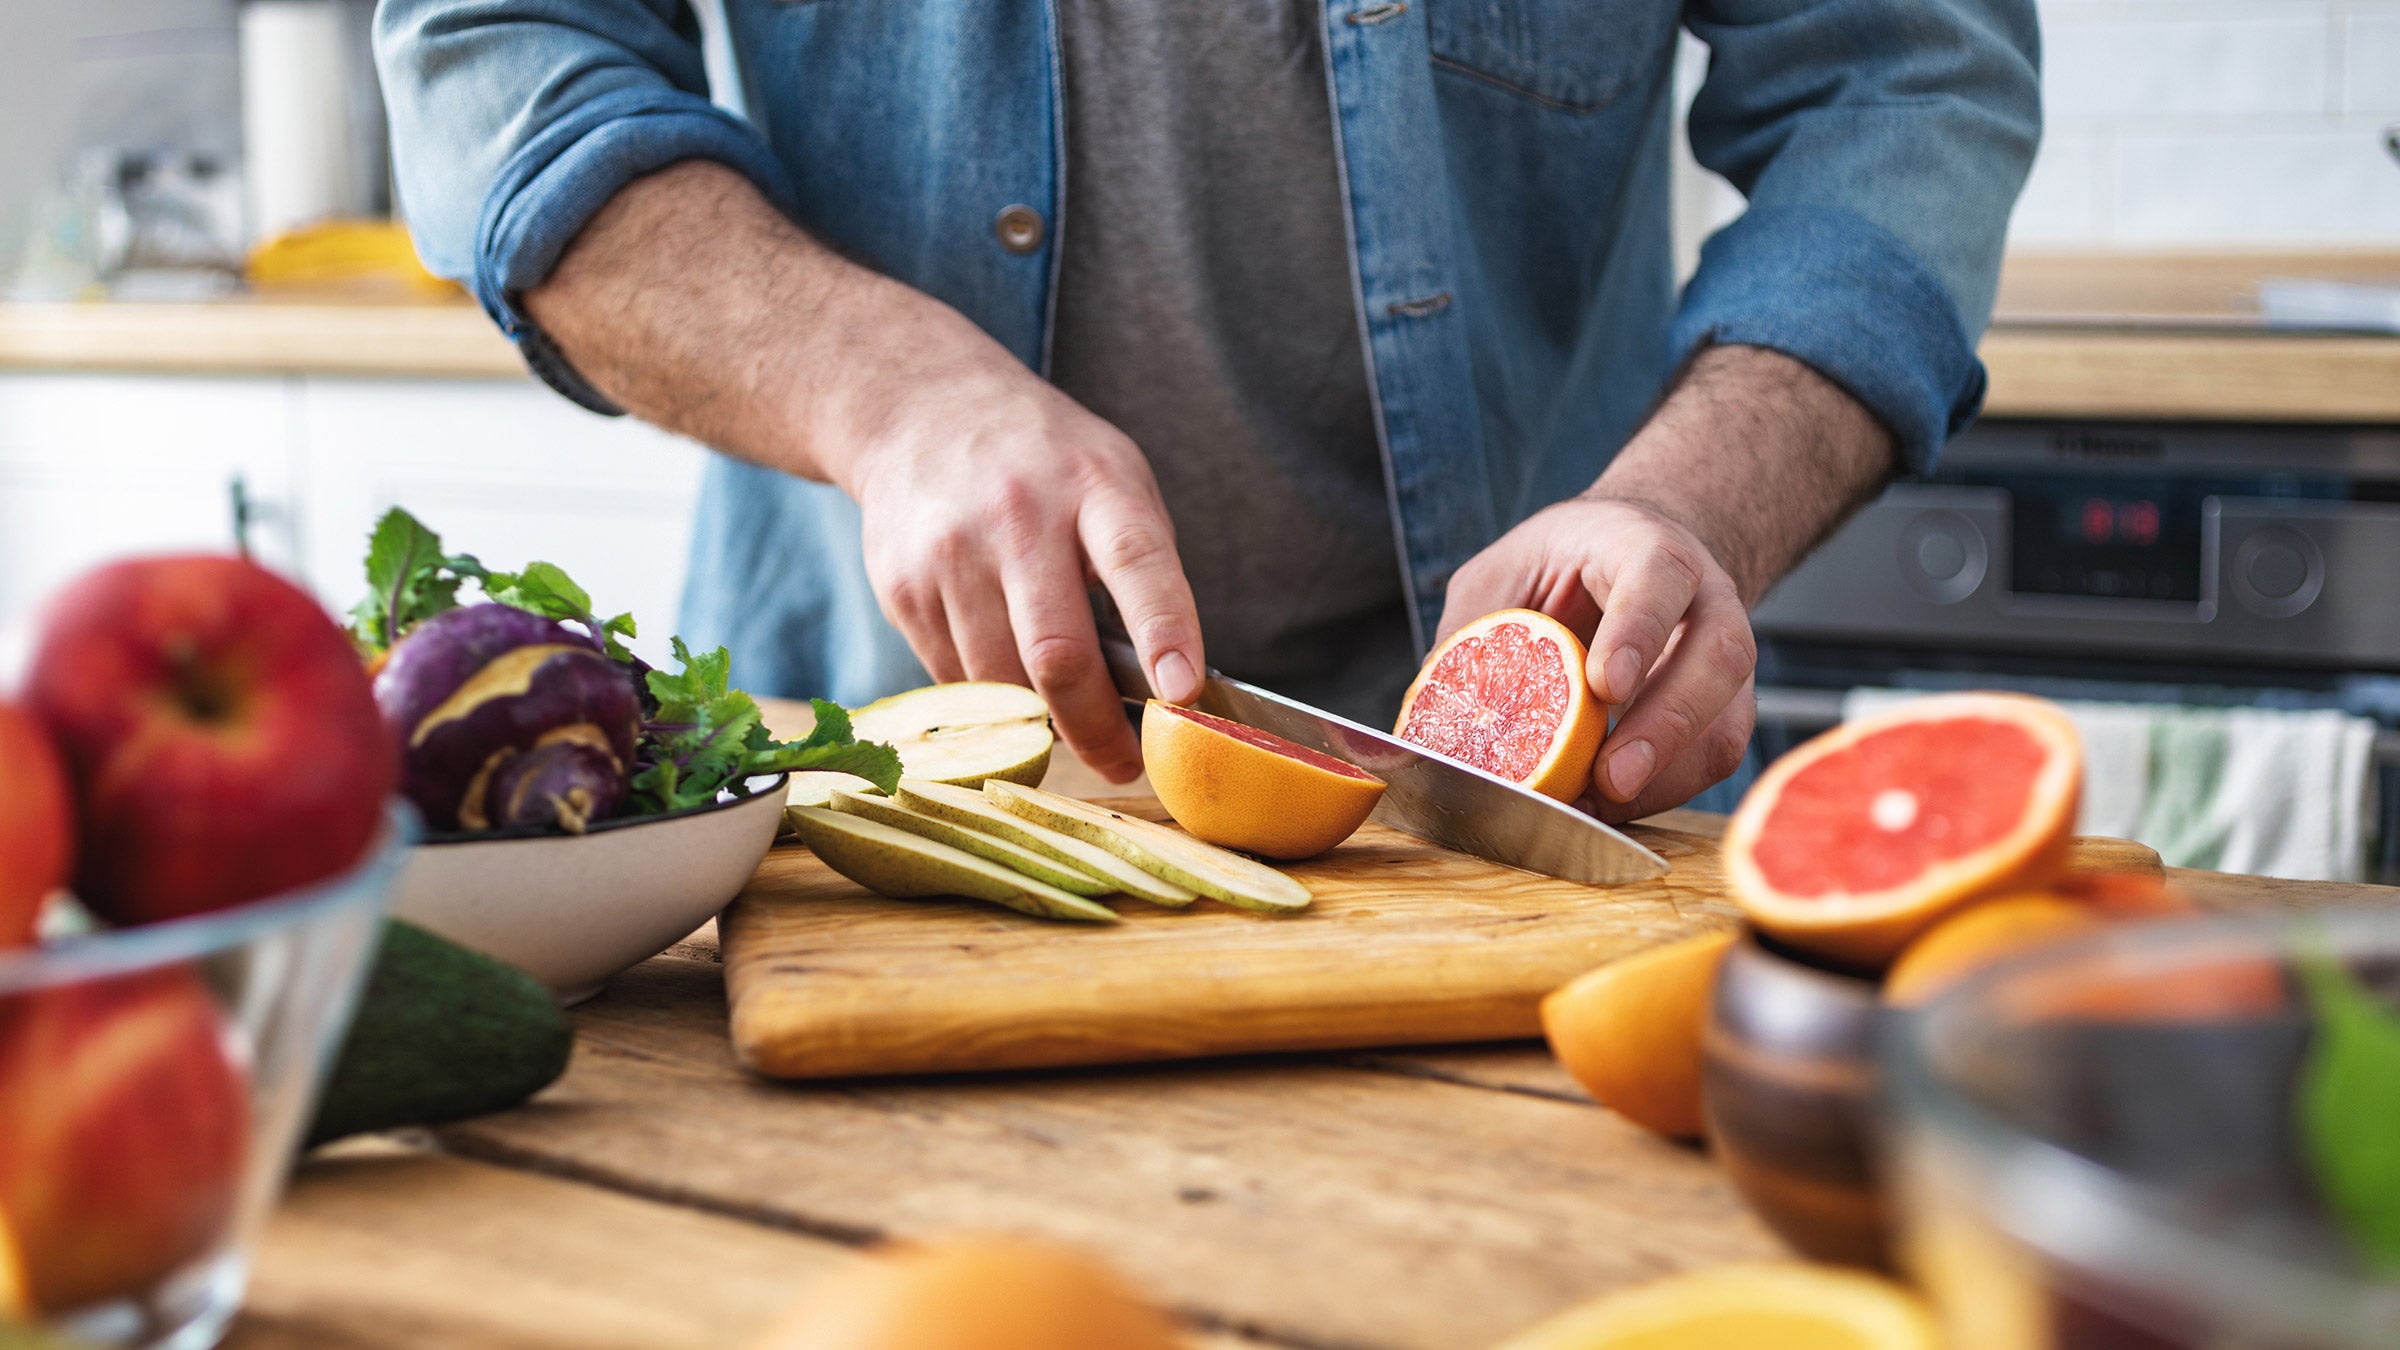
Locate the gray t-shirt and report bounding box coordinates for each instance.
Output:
[1049,0,1418,728]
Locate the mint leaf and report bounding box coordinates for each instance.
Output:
[627,647,899,813]
[351,507,480,652]
[2297,950,2400,1272]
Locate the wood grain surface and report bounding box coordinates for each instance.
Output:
[434,950,1788,1350]
[725,800,2160,1080]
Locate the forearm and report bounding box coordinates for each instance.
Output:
[1586,344,1896,606]
[521,159,976,492]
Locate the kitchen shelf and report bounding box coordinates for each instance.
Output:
[0,296,522,379]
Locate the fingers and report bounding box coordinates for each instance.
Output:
[1589,681,1757,825]
[1000,550,1142,783]
[1593,585,1756,806]
[945,569,1032,688]
[880,572,963,684]
[1583,532,1707,707]
[1079,490,1205,707]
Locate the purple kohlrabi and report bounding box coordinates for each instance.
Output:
[373,603,640,831]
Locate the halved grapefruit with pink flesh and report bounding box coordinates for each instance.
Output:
[1143,701,1386,859]
[1723,693,2083,969]
[1393,609,1605,803]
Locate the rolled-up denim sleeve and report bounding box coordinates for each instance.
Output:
[1673,0,2040,470]
[373,0,796,412]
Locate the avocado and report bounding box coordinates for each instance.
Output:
[307,919,573,1146]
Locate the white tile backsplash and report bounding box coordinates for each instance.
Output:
[2348,11,2400,116]
[2042,14,2332,120]
[2009,131,2109,243]
[1668,2,2392,260]
[2004,0,2398,247]
[2113,127,2400,244]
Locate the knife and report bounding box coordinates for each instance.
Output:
[1096,636,1669,885]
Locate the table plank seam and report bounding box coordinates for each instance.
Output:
[1335,1049,1591,1106]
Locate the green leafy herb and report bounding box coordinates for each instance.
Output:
[350,507,635,662]
[350,508,488,653]
[480,560,638,663]
[2297,947,2400,1272]
[628,638,901,814]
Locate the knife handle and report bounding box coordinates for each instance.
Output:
[1099,632,1152,703]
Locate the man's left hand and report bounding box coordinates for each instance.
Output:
[1437,494,1756,823]
[1435,344,1899,823]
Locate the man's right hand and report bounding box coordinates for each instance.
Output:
[524,160,1202,781]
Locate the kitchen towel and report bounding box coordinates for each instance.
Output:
[1840,690,2380,883]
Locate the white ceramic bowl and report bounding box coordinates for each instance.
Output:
[386,776,787,1004]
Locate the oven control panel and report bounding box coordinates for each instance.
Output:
[1753,421,2400,670]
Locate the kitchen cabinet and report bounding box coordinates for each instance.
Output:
[0,366,705,666]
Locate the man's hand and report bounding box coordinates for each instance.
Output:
[833,308,1203,783]
[1441,496,1755,821]
[524,161,1201,781]
[1437,344,1897,822]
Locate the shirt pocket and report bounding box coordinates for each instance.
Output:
[1420,0,1678,113]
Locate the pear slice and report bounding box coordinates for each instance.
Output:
[787,771,882,809]
[785,807,1117,923]
[894,780,1197,909]
[850,682,1055,787]
[827,789,1115,897]
[984,782,1312,914]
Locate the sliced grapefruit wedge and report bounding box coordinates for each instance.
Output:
[1142,701,1385,860]
[1723,692,2083,968]
[1393,608,1605,802]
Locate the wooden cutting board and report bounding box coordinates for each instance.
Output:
[721,800,2159,1079]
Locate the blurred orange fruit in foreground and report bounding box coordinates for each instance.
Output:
[1724,693,2083,970]
[1882,893,2112,1008]
[1494,1261,1938,1350]
[1542,929,1738,1139]
[1395,608,1605,803]
[754,1234,1180,1350]
[1142,701,1385,859]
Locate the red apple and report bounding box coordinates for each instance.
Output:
[25,555,395,925]
[0,703,72,946]
[0,965,250,1317]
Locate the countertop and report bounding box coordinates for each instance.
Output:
[222,721,2400,1349]
[5,251,2398,421]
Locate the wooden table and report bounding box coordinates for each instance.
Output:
[224,783,2398,1350]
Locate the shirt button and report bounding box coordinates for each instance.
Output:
[994,204,1045,254]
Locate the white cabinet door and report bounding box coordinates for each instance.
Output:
[298,379,708,665]
[0,373,300,630]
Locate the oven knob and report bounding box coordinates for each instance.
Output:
[2231,527,2324,619]
[1898,511,1986,605]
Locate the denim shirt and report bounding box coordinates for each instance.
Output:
[374,0,2039,708]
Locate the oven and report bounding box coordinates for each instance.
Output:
[1749,417,2400,880]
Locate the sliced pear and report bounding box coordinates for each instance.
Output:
[984,782,1312,914]
[827,789,1115,897]
[894,779,1198,908]
[787,771,882,809]
[785,807,1117,923]
[850,682,1054,787]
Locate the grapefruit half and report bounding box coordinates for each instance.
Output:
[1142,701,1386,859]
[1723,693,2082,968]
[1393,608,1605,802]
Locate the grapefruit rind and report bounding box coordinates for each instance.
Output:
[1540,928,1737,1139]
[1143,701,1386,860]
[1723,693,2082,968]
[1493,1260,1938,1350]
[1394,608,1605,804]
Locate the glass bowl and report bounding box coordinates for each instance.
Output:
[0,806,411,1349]
[1885,907,2400,1349]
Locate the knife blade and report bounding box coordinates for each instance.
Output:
[1097,637,1668,885]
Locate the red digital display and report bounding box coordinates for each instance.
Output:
[2077,497,2162,547]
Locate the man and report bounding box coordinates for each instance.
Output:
[375,0,2038,819]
